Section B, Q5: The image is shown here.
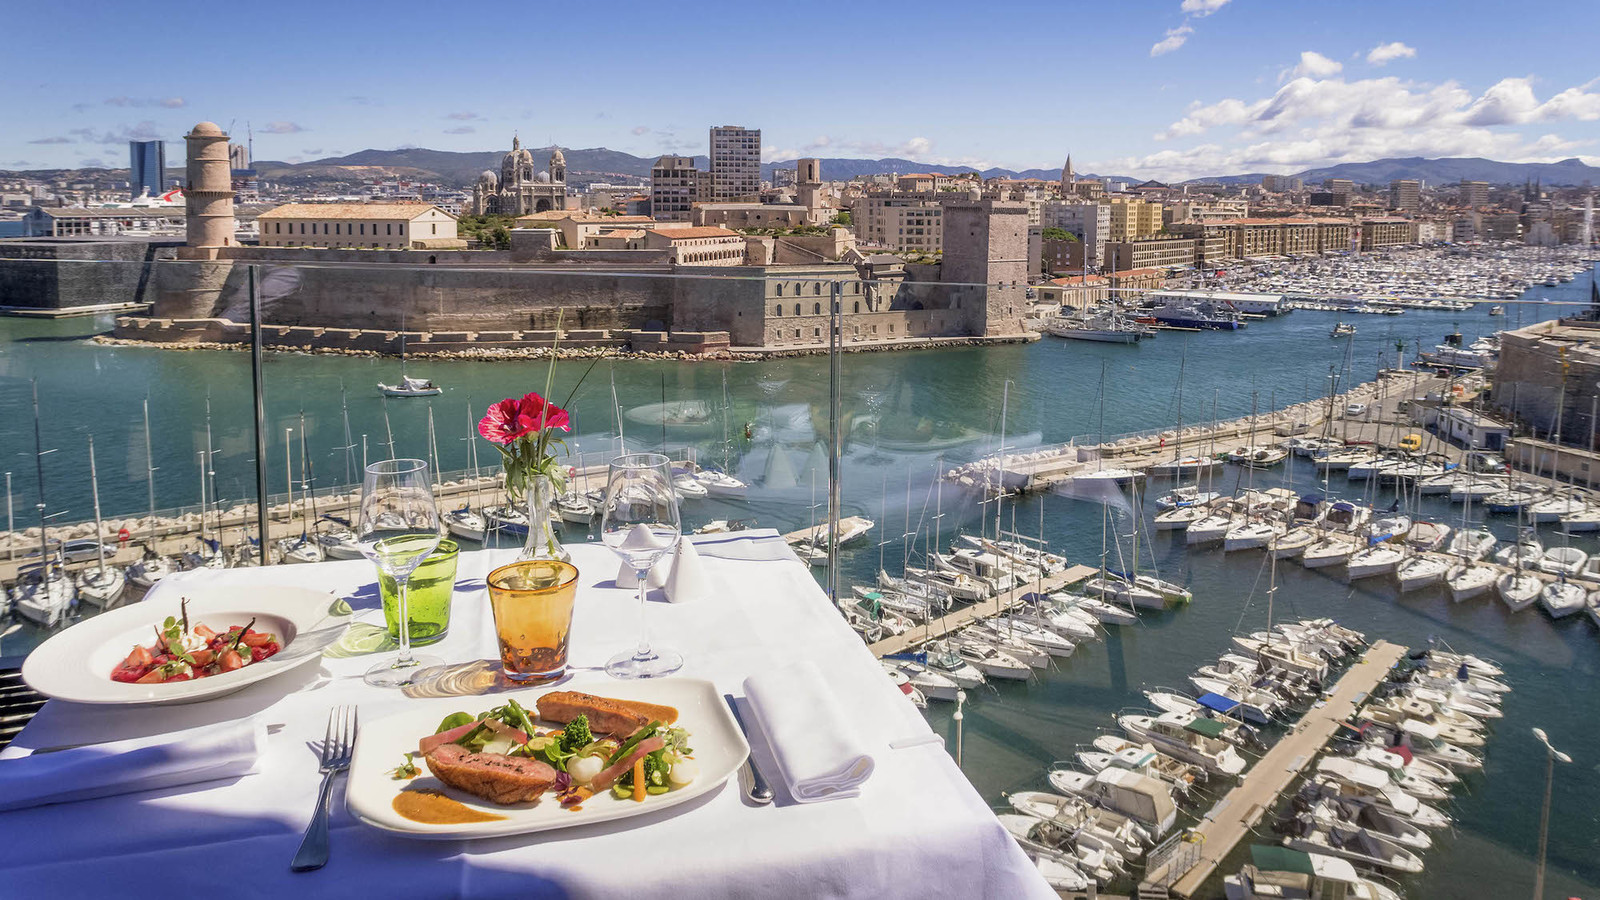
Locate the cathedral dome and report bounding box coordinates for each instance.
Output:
[550,147,566,165]
[535,171,551,183]
[477,169,499,188]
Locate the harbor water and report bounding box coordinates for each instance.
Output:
[0,267,1595,898]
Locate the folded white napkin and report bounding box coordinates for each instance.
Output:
[0,719,265,812]
[616,559,667,590]
[743,660,874,803]
[663,536,708,603]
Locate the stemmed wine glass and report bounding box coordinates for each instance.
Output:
[600,452,683,679]
[357,458,443,687]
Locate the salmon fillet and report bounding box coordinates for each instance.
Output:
[536,691,678,736]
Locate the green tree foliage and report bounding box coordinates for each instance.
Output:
[1041,227,1078,242]
[457,214,518,249]
[830,211,852,226]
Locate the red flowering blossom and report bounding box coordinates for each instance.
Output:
[519,391,570,433]
[478,397,537,445]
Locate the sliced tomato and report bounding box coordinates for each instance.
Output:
[110,666,145,683]
[218,649,244,672]
[249,646,272,662]
[189,648,214,667]
[194,625,217,640]
[120,645,153,670]
[240,631,272,648]
[135,669,168,684]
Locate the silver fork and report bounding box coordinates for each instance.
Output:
[291,705,357,873]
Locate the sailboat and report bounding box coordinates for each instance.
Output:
[445,400,489,542]
[76,434,127,608]
[695,370,748,498]
[1077,362,1141,486]
[277,415,326,564]
[378,310,441,396]
[126,398,176,589]
[12,382,78,627]
[1445,461,1495,601]
[182,396,226,570]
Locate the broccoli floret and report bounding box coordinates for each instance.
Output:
[642,751,670,789]
[560,714,593,753]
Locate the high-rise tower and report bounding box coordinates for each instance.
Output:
[181,122,235,259]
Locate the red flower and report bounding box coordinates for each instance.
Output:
[478,397,537,444]
[520,391,570,433]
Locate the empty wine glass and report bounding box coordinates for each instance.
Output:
[357,458,443,687]
[600,452,683,679]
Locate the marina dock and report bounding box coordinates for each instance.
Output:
[865,563,1097,658]
[1142,639,1410,898]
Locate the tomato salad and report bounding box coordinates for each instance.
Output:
[110,599,282,684]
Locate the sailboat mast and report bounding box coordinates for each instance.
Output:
[996,380,1010,542]
[143,397,157,549]
[339,385,356,486]
[88,435,107,576]
[299,412,316,537]
[31,381,50,571]
[196,451,208,549]
[382,397,397,460]
[427,406,441,495]
[467,400,483,509]
[204,394,218,549]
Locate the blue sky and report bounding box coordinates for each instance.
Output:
[4,0,1598,180]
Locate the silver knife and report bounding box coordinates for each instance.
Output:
[722,693,774,805]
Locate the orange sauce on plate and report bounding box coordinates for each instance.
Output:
[393,789,506,824]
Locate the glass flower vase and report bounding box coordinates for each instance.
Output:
[518,475,571,563]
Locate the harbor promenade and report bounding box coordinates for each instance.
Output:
[1142,639,1410,898]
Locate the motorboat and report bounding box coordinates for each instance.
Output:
[1117,712,1252,776]
[557,493,596,525]
[1485,486,1540,514]
[1007,791,1151,860]
[317,528,364,560]
[1395,554,1448,592]
[1541,578,1587,618]
[1223,844,1403,900]
[919,645,987,689]
[1223,519,1283,552]
[1538,546,1588,577]
[671,472,709,499]
[997,815,1120,887]
[1330,322,1357,337]
[1045,767,1179,838]
[444,506,487,542]
[1287,437,1344,458]
[950,640,1032,680]
[1187,677,1284,725]
[1366,515,1411,543]
[1013,603,1098,641]
[1232,636,1329,681]
[961,624,1051,667]
[693,518,749,536]
[1346,543,1405,580]
[1402,686,1501,721]
[1496,569,1541,611]
[1051,592,1138,626]
[485,504,529,536]
[1445,562,1495,601]
[1311,759,1450,828]
[1144,689,1202,716]
[1028,851,1092,895]
[1087,735,1207,795]
[1446,528,1496,561]
[378,375,442,397]
[1303,798,1432,852]
[1083,573,1166,610]
[883,658,960,702]
[1280,818,1425,875]
[694,468,748,499]
[1073,467,1141,487]
[1320,501,1370,533]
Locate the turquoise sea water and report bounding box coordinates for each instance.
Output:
[0,268,1595,898]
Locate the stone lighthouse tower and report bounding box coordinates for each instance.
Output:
[180,121,235,259]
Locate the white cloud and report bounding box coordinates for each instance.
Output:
[1365,42,1416,65]
[443,126,475,134]
[1179,0,1229,15]
[630,125,650,136]
[262,121,307,134]
[445,112,479,121]
[1129,73,1600,181]
[1151,25,1193,57]
[1288,51,1343,80]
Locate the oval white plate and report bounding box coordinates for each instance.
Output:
[347,676,749,839]
[21,585,348,705]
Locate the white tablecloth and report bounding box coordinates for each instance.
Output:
[2,535,1050,899]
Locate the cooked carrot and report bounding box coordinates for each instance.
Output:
[632,758,646,802]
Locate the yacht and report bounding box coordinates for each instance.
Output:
[1269,526,1316,559]
[672,471,709,499]
[1224,845,1403,900]
[1227,446,1289,468]
[1042,312,1144,343]
[1538,546,1588,577]
[1043,767,1179,838]
[1224,519,1283,551]
[378,375,443,397]
[444,506,487,542]
[1330,322,1357,337]
[1280,819,1425,875]
[1186,512,1236,544]
[694,467,749,499]
[1116,711,1252,776]
[1346,543,1405,580]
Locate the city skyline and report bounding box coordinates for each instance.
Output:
[4,0,1598,181]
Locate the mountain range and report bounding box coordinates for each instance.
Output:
[10,147,1599,190]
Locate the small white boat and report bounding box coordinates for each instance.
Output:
[276,534,325,565]
[1492,532,1542,567]
[888,659,960,702]
[991,617,1077,657]
[444,507,487,542]
[1149,456,1223,478]
[1301,537,1354,568]
[1269,526,1316,559]
[1224,846,1403,900]
[1030,851,1091,894]
[1117,712,1251,776]
[1153,487,1221,509]
[1497,570,1541,611]
[951,640,1031,680]
[1045,766,1179,838]
[1538,546,1588,577]
[11,568,77,628]
[1074,467,1141,486]
[1541,578,1587,618]
[557,493,596,525]
[1445,562,1495,601]
[1186,513,1235,544]
[1346,544,1405,580]
[125,552,175,589]
[75,565,127,609]
[1223,519,1282,552]
[695,468,748,499]
[1405,521,1450,551]
[1153,505,1206,531]
[378,375,442,397]
[672,472,709,499]
[1395,554,1448,592]
[1560,506,1600,533]
[317,528,364,560]
[1446,528,1496,561]
[1529,494,1586,524]
[1283,821,1425,875]
[1227,446,1289,468]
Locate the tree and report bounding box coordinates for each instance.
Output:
[830,211,852,226]
[1041,227,1077,242]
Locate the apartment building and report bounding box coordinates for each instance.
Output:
[1040,201,1109,265]
[256,203,458,249]
[709,125,761,202]
[1106,197,1160,241]
[650,156,699,222]
[1358,217,1420,250]
[1103,236,1195,271]
[1460,180,1490,208]
[1388,179,1420,211]
[850,193,943,253]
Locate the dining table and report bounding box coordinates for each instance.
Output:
[1,530,1053,899]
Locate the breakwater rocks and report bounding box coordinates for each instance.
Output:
[98,316,1038,361]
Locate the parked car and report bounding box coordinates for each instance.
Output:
[1345,402,1368,417]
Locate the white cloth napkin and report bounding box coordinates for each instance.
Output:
[663,536,708,603]
[0,719,265,812]
[743,660,875,803]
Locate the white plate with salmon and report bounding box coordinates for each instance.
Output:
[345,677,750,839]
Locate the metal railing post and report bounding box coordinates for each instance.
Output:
[249,265,272,564]
[827,280,844,602]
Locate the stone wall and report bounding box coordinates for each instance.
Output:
[0,238,181,309]
[1492,318,1600,443]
